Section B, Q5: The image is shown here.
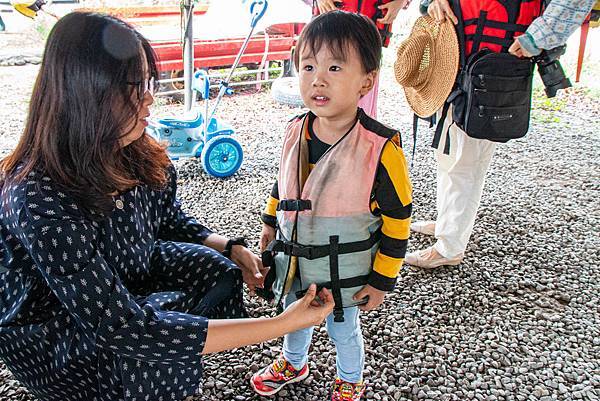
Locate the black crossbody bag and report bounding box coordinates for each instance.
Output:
[452,49,534,142]
[432,0,537,153]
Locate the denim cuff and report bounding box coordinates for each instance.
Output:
[517,33,542,57]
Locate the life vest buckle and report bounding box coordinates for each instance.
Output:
[277,199,312,212]
[284,242,314,259]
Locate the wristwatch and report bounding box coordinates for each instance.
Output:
[222,237,248,258]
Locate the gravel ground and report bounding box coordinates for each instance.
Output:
[0,34,599,401]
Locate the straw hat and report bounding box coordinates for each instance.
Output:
[394,16,459,118]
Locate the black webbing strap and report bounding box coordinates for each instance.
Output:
[412,113,438,165]
[432,102,451,155]
[412,113,419,164]
[462,18,529,32]
[267,229,381,260]
[465,34,513,47]
[329,235,344,322]
[294,274,370,299]
[471,11,488,54]
[277,199,312,212]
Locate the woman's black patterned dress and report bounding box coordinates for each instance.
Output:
[0,166,246,401]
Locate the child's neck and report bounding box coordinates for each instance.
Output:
[313,111,358,145]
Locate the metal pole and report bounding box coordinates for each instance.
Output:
[183,0,194,111]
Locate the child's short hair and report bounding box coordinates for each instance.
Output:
[294,10,382,74]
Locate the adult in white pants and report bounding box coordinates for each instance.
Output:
[406,106,496,268]
[407,0,594,268]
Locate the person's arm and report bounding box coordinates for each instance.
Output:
[259,180,279,252]
[157,165,214,244]
[370,136,413,291]
[261,180,279,229]
[377,0,412,25]
[21,200,333,359]
[511,0,595,57]
[157,166,265,289]
[21,207,210,363]
[203,284,333,353]
[353,136,412,311]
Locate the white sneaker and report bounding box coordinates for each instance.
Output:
[410,220,436,236]
[405,246,463,269]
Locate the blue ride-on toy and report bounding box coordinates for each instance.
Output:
[146,0,268,178]
[147,70,243,177]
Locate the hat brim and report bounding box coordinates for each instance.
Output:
[401,17,459,118]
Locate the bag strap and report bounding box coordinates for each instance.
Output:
[411,113,419,164]
[432,102,452,155]
[412,113,438,165]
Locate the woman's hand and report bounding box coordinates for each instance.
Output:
[281,284,335,328]
[427,0,458,24]
[377,0,409,25]
[230,246,268,296]
[204,283,334,354]
[259,224,276,252]
[317,0,338,13]
[353,284,386,311]
[508,38,533,58]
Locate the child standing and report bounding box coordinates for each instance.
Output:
[251,11,412,401]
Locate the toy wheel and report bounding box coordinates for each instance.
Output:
[201,136,243,178]
[271,77,305,107]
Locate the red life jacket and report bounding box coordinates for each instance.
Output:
[452,0,543,57]
[311,0,395,47]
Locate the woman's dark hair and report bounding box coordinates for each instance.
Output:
[0,12,170,217]
[294,11,382,73]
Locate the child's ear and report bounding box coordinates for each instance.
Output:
[360,70,378,96]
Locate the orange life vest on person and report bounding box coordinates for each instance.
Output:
[453,0,543,57]
[311,0,395,46]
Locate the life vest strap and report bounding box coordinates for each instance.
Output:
[277,199,312,212]
[267,229,381,260]
[465,34,514,48]
[328,235,344,322]
[463,18,529,32]
[294,274,370,299]
[432,102,452,155]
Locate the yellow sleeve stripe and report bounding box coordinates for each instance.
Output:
[381,214,411,239]
[380,141,413,206]
[373,252,404,278]
[264,196,279,217]
[370,200,379,212]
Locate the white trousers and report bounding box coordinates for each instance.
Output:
[432,106,497,258]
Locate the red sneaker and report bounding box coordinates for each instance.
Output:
[331,378,365,401]
[250,356,309,396]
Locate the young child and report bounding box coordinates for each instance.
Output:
[251,11,412,401]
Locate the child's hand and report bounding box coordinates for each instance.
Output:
[230,247,267,296]
[353,284,386,311]
[259,224,276,252]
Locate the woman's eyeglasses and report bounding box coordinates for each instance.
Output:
[127,77,157,98]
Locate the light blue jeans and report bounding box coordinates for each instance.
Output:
[282,280,364,383]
